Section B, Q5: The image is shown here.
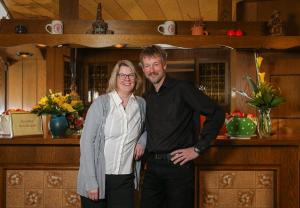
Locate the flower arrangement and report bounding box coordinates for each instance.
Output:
[235,53,285,110]
[234,53,286,138]
[31,90,85,136]
[31,90,84,116]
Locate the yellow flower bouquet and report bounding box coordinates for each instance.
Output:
[236,54,285,109]
[31,90,84,116]
[235,53,285,138]
[31,90,84,137]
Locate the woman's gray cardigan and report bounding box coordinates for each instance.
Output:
[77,94,146,199]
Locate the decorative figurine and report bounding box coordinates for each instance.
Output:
[267,10,284,36]
[86,3,113,34]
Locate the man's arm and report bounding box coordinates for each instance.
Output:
[171,82,225,165]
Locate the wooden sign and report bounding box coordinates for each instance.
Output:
[10,112,43,137]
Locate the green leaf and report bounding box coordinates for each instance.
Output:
[245,76,258,93]
[270,96,286,107]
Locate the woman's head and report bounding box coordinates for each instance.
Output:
[106,60,142,94]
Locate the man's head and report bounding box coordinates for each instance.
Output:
[139,45,167,87]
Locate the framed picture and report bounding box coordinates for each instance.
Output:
[10,112,43,137]
[0,114,13,138]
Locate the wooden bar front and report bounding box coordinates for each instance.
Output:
[0,135,299,207]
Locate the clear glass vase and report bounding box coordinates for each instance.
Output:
[257,108,272,138]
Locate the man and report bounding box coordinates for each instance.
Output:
[139,45,225,208]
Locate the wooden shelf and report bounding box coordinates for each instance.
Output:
[0,136,80,145]
[0,34,300,49]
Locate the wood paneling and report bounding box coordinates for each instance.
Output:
[7,52,46,111]
[46,47,70,92]
[156,0,183,20]
[3,0,220,21]
[7,61,22,109]
[177,0,201,20]
[115,0,147,20]
[23,59,37,109]
[59,0,78,19]
[271,75,300,118]
[273,119,300,135]
[0,60,5,113]
[230,50,256,114]
[218,0,232,21]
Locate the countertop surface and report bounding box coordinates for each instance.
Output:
[0,134,300,146]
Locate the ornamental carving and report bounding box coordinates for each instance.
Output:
[220,172,236,188]
[238,190,255,207]
[64,190,81,207]
[8,172,23,186]
[47,171,62,188]
[25,190,42,206]
[258,173,273,188]
[203,192,218,206]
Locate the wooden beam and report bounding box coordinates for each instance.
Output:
[59,0,79,20]
[218,0,232,21]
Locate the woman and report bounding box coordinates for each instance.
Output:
[77,60,146,208]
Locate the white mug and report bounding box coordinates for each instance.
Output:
[45,20,63,34]
[157,21,176,35]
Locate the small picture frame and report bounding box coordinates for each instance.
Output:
[0,114,13,138]
[10,112,43,137]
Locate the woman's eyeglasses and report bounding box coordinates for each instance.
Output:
[117,73,136,80]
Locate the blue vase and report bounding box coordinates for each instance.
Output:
[48,115,68,138]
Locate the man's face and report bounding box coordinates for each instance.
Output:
[141,55,166,85]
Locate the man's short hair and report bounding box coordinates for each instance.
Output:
[139,45,167,66]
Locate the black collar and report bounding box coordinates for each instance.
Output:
[149,75,176,94]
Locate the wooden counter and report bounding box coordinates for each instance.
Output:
[0,135,299,207]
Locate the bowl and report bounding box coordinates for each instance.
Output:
[225,117,257,137]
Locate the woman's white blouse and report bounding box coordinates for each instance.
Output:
[104,91,141,174]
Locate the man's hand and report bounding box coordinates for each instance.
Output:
[134,143,145,160]
[170,147,199,165]
[87,188,99,201]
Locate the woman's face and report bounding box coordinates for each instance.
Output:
[116,65,136,94]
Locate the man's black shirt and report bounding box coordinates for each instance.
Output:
[144,76,225,153]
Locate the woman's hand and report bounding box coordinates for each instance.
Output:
[134,143,144,160]
[87,188,99,201]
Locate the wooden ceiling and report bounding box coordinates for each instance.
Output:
[3,0,220,21]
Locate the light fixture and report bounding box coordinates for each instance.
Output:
[16,52,33,58]
[114,44,126,48]
[36,43,47,48]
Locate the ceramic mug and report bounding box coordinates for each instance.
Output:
[157,21,176,35]
[45,20,63,34]
[191,25,208,35]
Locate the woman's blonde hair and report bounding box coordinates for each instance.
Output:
[106,60,142,94]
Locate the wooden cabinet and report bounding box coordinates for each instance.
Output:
[196,59,230,111]
[86,64,109,103]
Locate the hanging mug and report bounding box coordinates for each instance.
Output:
[157,21,176,35]
[45,20,63,34]
[191,25,208,35]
